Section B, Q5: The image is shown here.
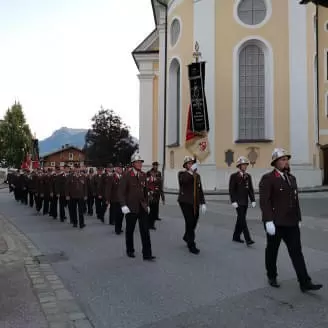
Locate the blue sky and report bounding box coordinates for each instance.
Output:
[0,0,154,139]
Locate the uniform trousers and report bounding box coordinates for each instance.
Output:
[265,225,311,286]
[42,196,50,215]
[179,202,199,248]
[35,194,43,212]
[95,197,103,219]
[21,189,28,205]
[29,191,34,208]
[87,195,94,215]
[149,199,159,228]
[125,207,152,257]
[59,196,67,221]
[50,196,58,218]
[14,188,20,201]
[69,198,85,227]
[233,205,252,242]
[110,202,124,233]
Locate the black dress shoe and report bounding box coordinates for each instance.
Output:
[80,224,86,229]
[268,278,280,288]
[143,256,156,261]
[233,238,244,243]
[189,247,200,254]
[127,252,135,258]
[149,226,156,230]
[300,282,323,292]
[246,240,255,246]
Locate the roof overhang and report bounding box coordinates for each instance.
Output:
[132,29,159,69]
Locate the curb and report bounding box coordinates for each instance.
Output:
[1,216,94,328]
[164,187,328,196]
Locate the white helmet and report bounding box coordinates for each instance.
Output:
[183,156,194,168]
[131,153,144,163]
[236,156,250,167]
[271,148,291,166]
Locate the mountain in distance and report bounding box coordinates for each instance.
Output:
[39,127,88,156]
[39,127,139,156]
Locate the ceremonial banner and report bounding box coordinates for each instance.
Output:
[186,60,210,162]
[185,104,210,162]
[188,61,209,133]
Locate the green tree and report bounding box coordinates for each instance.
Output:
[0,102,33,168]
[84,108,138,167]
[299,0,328,7]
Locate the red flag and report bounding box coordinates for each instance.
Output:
[185,104,196,143]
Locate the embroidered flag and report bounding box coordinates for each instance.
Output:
[185,104,210,162]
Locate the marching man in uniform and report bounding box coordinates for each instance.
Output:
[146,161,165,230]
[229,156,255,246]
[178,156,206,255]
[259,148,323,292]
[118,153,155,261]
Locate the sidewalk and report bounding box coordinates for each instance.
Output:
[165,185,328,195]
[0,214,93,328]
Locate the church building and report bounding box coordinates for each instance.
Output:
[132,0,328,190]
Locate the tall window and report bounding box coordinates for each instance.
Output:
[237,0,266,26]
[238,44,265,140]
[168,59,181,146]
[170,19,181,47]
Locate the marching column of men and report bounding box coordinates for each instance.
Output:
[6,147,324,292]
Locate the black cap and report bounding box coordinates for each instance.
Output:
[152,161,159,166]
[97,167,103,170]
[55,166,60,170]
[115,163,123,168]
[64,164,69,168]
[74,163,80,168]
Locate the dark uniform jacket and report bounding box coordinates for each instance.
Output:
[54,173,67,196]
[86,174,94,196]
[177,170,205,206]
[102,173,113,203]
[93,174,103,197]
[229,171,255,206]
[28,172,38,193]
[259,169,301,227]
[65,174,87,199]
[118,169,148,213]
[146,169,164,203]
[40,174,52,196]
[110,173,122,203]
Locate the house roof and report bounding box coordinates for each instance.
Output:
[41,146,84,159]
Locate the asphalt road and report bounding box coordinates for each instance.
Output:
[1,189,328,328]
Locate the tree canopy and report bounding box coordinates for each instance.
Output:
[84,108,138,167]
[0,102,33,168]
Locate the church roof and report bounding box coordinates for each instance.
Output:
[132,29,159,68]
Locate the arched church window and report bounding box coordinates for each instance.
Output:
[238,43,265,140]
[237,0,267,26]
[170,18,181,47]
[168,58,181,146]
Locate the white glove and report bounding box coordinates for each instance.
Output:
[251,202,256,208]
[190,163,198,172]
[201,204,206,214]
[121,206,130,215]
[299,221,301,228]
[147,206,150,214]
[265,221,276,236]
[232,202,238,209]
